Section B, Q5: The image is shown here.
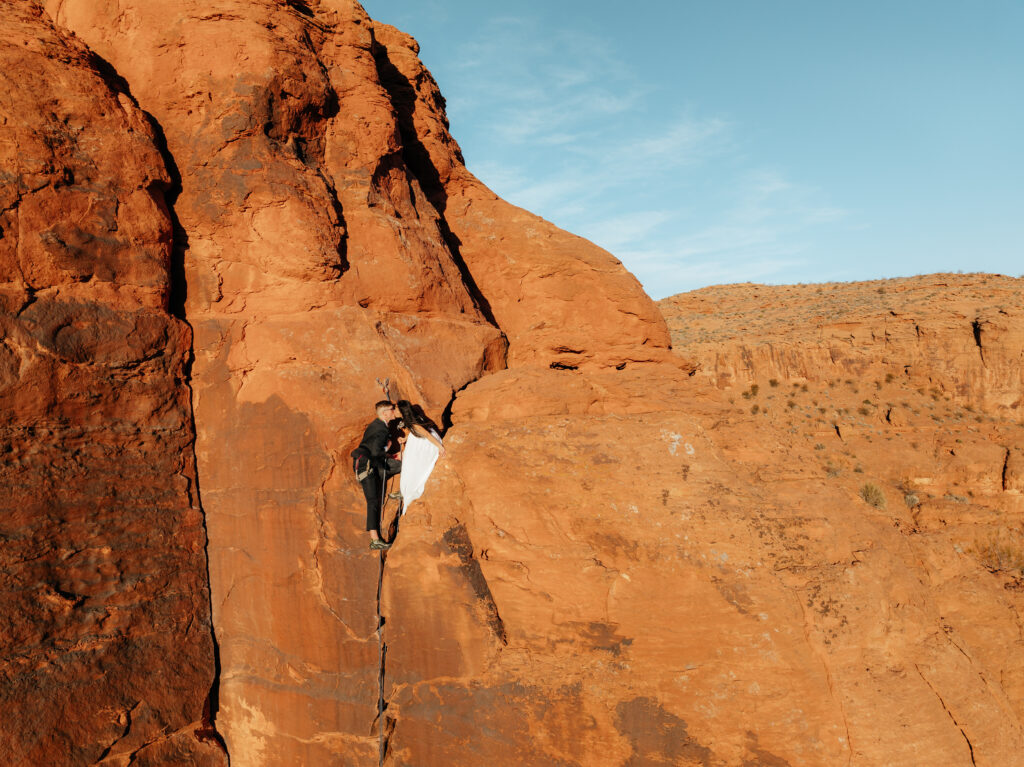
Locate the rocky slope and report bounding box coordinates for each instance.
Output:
[655,276,1024,764]
[660,274,1024,412]
[3,1,1024,765]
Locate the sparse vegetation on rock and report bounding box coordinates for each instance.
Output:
[859,482,887,508]
[971,532,1024,575]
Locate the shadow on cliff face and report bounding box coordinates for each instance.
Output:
[614,697,715,767]
[86,50,191,320]
[370,38,499,329]
[258,49,350,279]
[441,523,508,645]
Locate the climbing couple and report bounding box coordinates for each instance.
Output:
[351,399,445,550]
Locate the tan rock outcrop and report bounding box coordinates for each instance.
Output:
[658,274,1024,413]
[0,5,223,765]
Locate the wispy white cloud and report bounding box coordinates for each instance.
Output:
[440,14,851,298]
[625,118,732,167]
[578,211,676,251]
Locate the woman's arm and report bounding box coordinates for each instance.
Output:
[412,424,446,456]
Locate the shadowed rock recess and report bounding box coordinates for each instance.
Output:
[2,1,1021,765]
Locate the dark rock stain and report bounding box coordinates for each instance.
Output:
[442,523,508,645]
[615,696,714,766]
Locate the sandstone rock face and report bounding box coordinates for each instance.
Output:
[0,6,223,766]
[382,335,1024,765]
[45,1,672,764]
[370,22,673,371]
[8,1,1024,765]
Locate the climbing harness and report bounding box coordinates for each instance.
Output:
[352,453,373,482]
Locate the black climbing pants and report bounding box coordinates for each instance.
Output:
[361,458,401,532]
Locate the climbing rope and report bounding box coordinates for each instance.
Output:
[376,549,386,767]
[376,465,388,765]
[373,376,395,765]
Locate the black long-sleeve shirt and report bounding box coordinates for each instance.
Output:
[356,418,390,463]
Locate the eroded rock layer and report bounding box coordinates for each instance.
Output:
[659,274,1024,412]
[0,6,223,766]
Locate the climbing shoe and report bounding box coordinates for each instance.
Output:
[388,491,403,501]
[369,539,391,551]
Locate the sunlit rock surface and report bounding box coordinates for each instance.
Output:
[3,0,1023,764]
[0,5,223,765]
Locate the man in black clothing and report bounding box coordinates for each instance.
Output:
[352,400,402,550]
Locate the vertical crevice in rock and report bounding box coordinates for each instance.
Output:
[1002,447,1011,492]
[374,478,404,764]
[184,345,229,762]
[440,382,468,433]
[145,105,190,320]
[85,47,229,759]
[171,230,229,764]
[374,550,393,765]
[172,211,229,765]
[370,36,501,331]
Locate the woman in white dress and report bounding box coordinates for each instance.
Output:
[396,400,445,513]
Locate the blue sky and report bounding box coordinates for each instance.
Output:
[360,1,1023,298]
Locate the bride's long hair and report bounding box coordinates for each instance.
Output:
[396,399,422,432]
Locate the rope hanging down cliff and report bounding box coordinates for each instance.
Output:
[373,467,403,765]
[357,379,446,764]
[375,545,387,767]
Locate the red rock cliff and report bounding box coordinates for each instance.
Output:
[0,5,223,765]
[4,1,1024,766]
[37,0,672,764]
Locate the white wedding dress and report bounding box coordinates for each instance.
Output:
[400,429,441,513]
